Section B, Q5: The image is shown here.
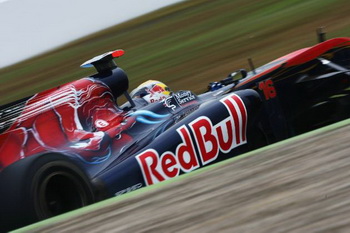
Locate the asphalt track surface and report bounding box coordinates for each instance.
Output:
[16,120,350,233]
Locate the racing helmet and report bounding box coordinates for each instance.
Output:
[130,80,172,103]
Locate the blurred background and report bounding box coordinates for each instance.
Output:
[0,0,349,105]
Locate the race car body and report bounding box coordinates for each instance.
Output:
[0,38,349,231]
[235,37,350,137]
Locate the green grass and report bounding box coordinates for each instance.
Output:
[1,0,350,105]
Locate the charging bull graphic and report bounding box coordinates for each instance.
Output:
[0,78,135,169]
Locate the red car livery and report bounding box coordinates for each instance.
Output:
[0,78,133,170]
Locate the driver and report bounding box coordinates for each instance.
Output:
[130,80,172,105]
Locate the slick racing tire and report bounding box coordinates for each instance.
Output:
[0,153,95,232]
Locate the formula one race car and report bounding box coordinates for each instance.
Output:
[1,37,350,231]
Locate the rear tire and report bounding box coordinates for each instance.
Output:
[0,153,95,232]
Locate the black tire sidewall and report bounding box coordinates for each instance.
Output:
[0,153,94,232]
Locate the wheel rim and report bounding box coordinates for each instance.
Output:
[36,169,90,218]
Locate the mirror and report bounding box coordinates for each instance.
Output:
[227,69,248,81]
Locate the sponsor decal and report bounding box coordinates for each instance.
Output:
[163,97,177,111]
[114,183,143,196]
[174,105,200,123]
[95,119,109,128]
[163,90,197,111]
[136,93,247,186]
[147,95,167,103]
[174,90,196,105]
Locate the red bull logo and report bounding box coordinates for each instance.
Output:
[136,93,248,186]
[149,84,166,95]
